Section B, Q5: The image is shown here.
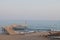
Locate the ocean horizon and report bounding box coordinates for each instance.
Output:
[0,20,60,30]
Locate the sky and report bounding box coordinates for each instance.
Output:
[0,0,60,20]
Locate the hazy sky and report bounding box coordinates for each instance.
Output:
[0,0,60,20]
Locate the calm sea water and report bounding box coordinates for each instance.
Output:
[0,20,60,33]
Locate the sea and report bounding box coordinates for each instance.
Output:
[0,20,60,33]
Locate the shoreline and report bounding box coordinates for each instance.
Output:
[0,32,50,40]
[0,31,60,40]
